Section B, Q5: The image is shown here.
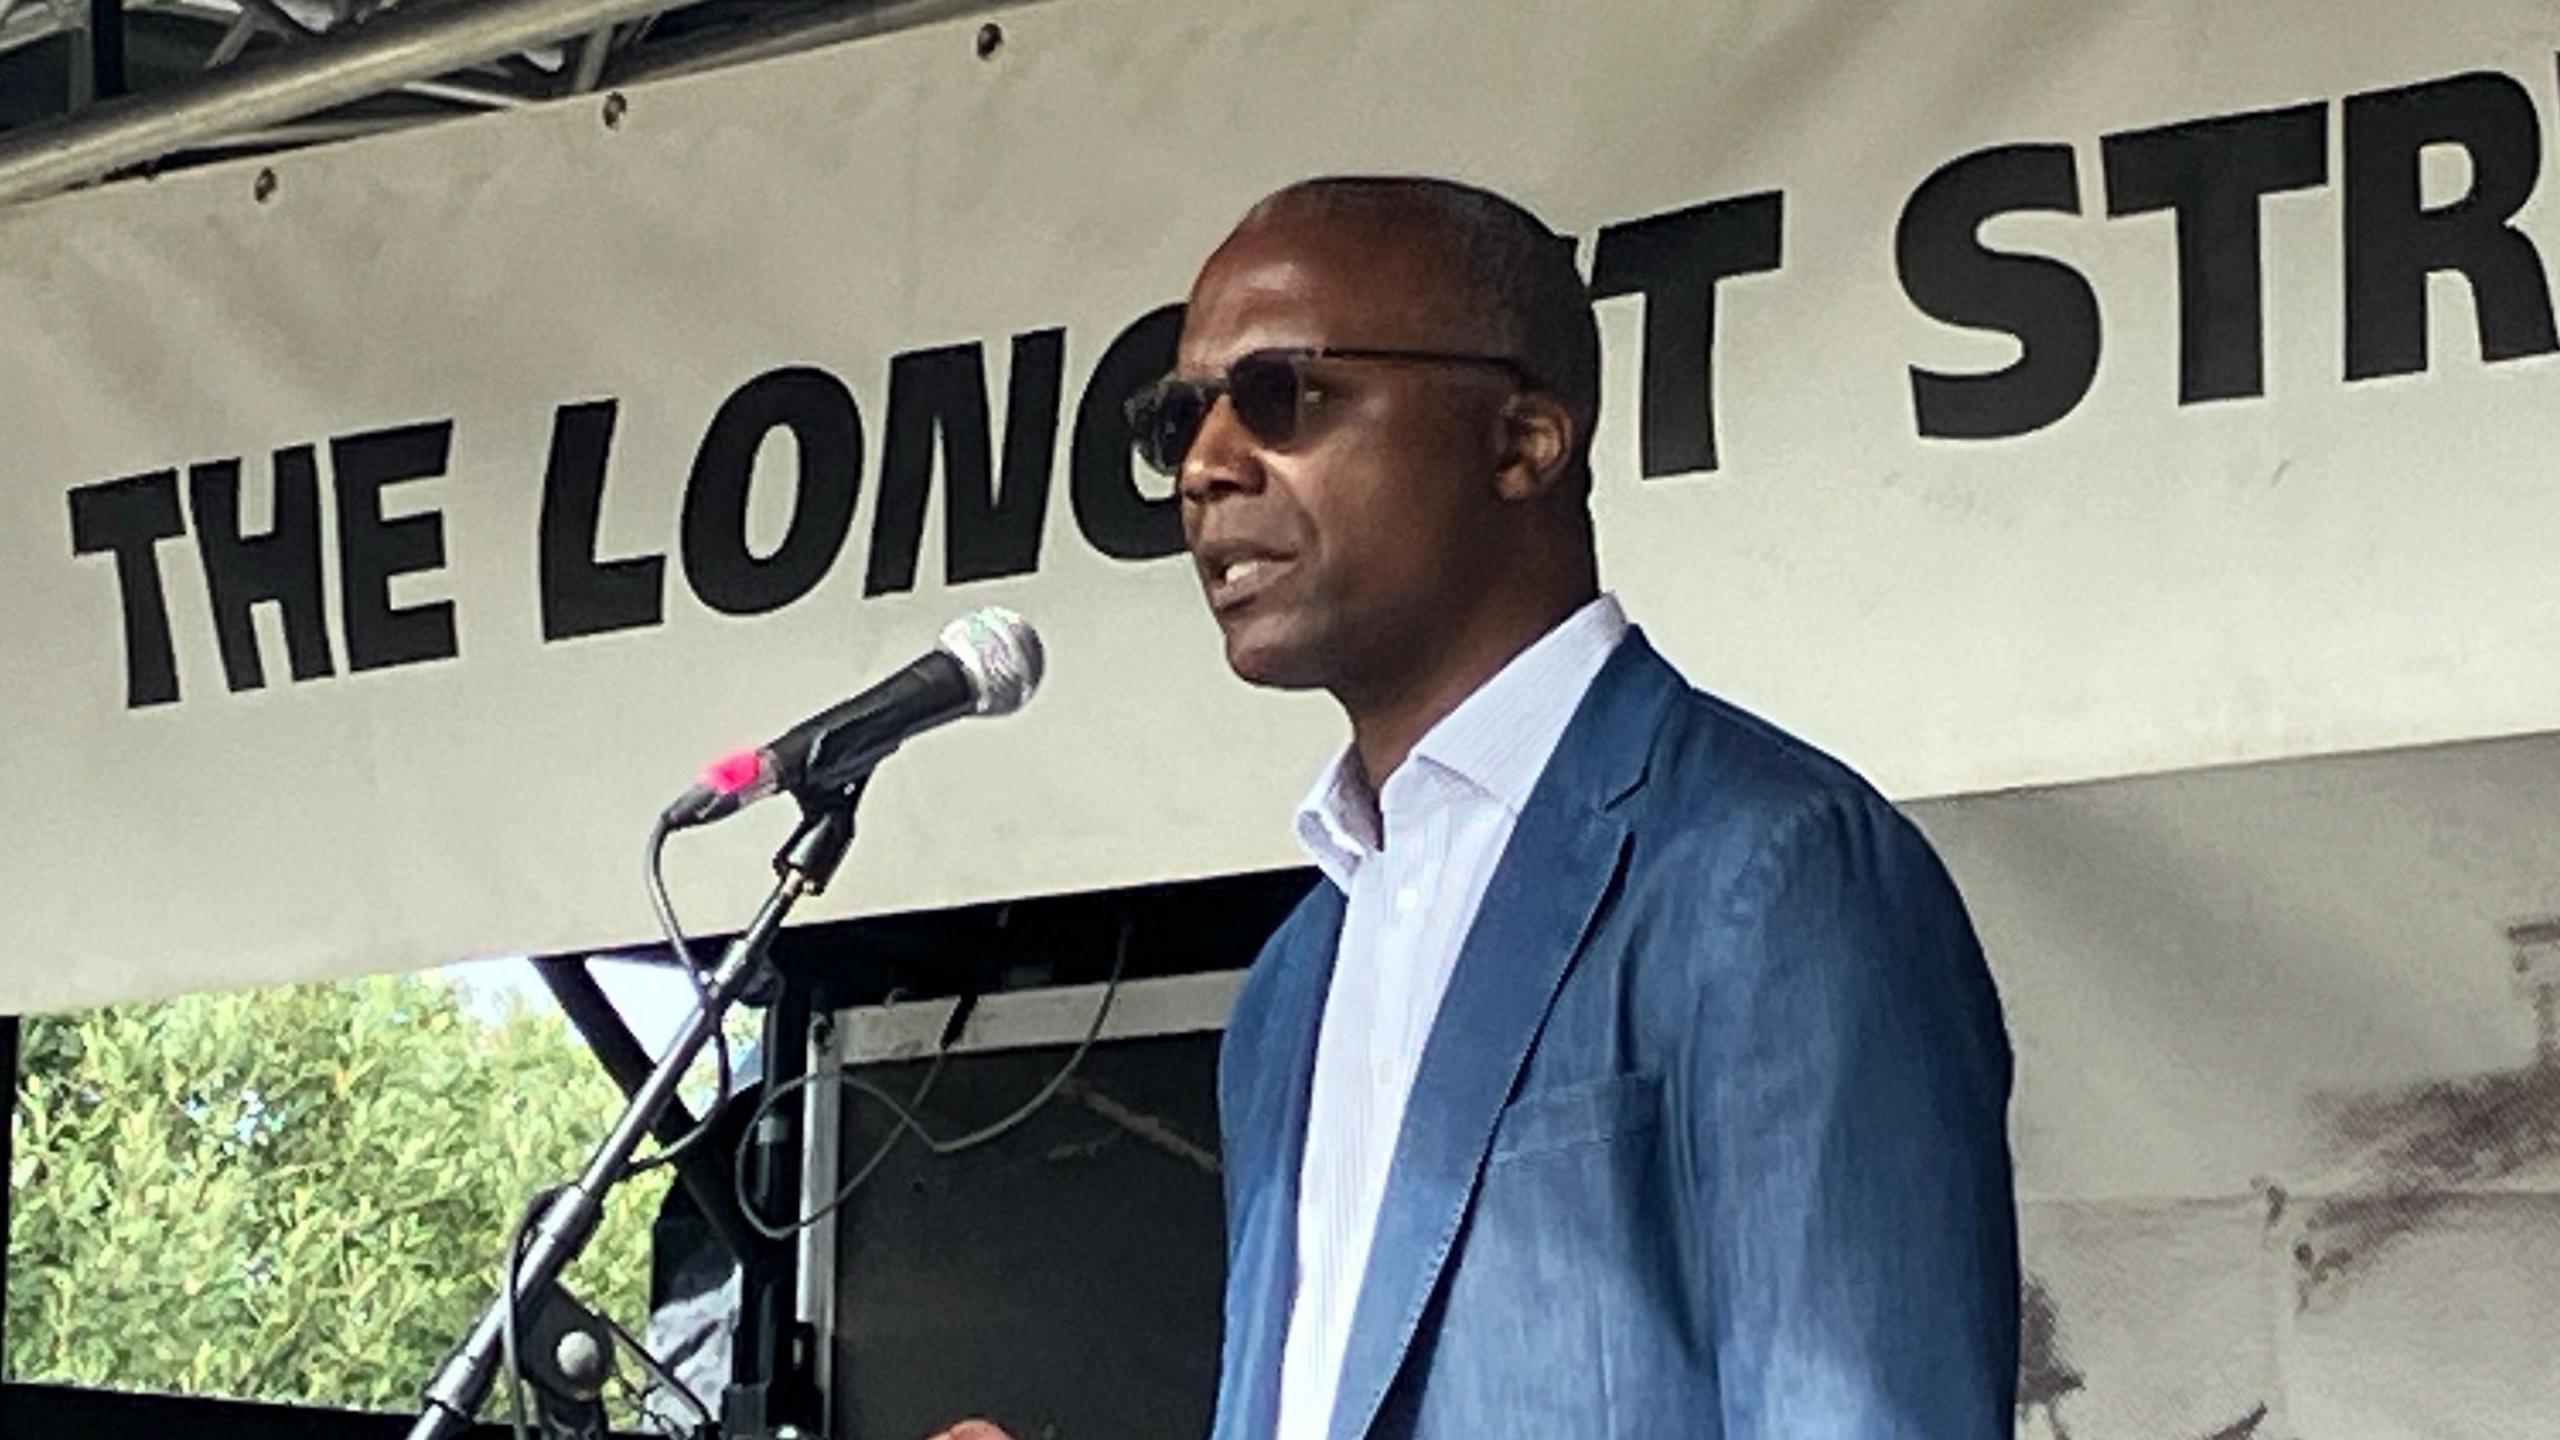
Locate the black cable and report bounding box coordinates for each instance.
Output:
[500,1185,563,1440]
[596,1306,714,1434]
[732,918,1133,1242]
[476,818,791,1437]
[622,817,735,1179]
[827,1049,950,1202]
[498,1187,711,1440]
[824,989,949,1202]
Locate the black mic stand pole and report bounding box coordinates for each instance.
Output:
[408,785,868,1440]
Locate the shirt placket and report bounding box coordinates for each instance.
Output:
[1371,783,1445,1103]
[1285,864,1386,1435]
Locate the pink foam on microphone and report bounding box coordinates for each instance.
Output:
[699,749,765,796]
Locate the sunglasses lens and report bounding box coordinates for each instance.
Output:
[1228,354,1302,448]
[1126,380,1206,476]
[1125,354,1309,475]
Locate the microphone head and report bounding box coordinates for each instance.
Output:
[938,606,1044,716]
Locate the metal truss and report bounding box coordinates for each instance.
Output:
[0,0,1026,206]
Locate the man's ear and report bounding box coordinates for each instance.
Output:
[1491,391,1576,503]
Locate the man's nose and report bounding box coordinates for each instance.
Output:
[1177,394,1267,505]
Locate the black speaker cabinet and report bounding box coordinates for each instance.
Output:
[819,976,1236,1440]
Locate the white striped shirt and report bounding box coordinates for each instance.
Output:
[1273,594,1630,1440]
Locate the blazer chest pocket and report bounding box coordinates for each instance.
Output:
[1488,1072,1663,1162]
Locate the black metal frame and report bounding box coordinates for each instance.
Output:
[0,1384,531,1439]
[2,1011,15,1381]
[86,0,123,99]
[721,978,822,1438]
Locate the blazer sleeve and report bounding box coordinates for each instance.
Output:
[1674,792,2019,1438]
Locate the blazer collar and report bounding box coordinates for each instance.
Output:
[1221,884,1347,1440]
[1321,632,1678,1440]
[1221,634,1681,1440]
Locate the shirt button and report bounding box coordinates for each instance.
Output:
[1395,886,1419,914]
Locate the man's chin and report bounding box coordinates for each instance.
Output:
[1219,624,1329,691]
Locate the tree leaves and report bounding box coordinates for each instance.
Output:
[6,973,670,1417]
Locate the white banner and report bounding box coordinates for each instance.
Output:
[8,0,2560,1012]
[1912,730,2560,1439]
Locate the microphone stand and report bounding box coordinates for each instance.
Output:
[407,782,869,1440]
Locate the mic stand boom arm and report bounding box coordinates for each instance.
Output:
[407,790,867,1440]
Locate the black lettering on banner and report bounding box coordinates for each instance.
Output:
[539,399,666,641]
[866,329,1068,597]
[188,449,336,692]
[1071,303,1187,562]
[2344,71,2559,379]
[333,421,460,673]
[1588,191,1785,475]
[67,469,188,708]
[2103,103,2329,402]
[680,367,864,616]
[1896,143,2102,438]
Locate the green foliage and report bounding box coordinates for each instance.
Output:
[6,973,674,1416]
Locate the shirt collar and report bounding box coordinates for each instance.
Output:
[1293,748,1377,893]
[1293,593,1630,889]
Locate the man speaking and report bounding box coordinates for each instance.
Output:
[939,176,2018,1439]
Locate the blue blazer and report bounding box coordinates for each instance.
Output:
[1211,632,2018,1440]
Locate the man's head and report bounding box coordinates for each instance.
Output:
[1146,176,1601,710]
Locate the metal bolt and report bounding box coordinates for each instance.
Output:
[975,21,1003,59]
[601,91,628,129]
[553,1328,608,1393]
[252,167,277,203]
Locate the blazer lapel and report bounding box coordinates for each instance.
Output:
[1323,635,1673,1440]
[1221,885,1346,1440]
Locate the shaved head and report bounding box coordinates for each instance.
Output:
[1227,176,1601,493]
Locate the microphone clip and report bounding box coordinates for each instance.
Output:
[772,773,870,896]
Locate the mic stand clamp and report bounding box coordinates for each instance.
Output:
[518,1281,616,1440]
[406,777,872,1440]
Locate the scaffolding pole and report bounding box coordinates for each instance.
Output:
[611,0,1033,86]
[0,0,677,206]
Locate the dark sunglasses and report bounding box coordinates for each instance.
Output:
[1123,346,1538,477]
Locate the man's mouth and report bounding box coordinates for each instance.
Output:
[1200,547,1294,611]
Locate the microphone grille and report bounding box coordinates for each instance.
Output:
[938,606,1044,716]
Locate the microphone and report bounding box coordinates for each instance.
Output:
[660,607,1044,831]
